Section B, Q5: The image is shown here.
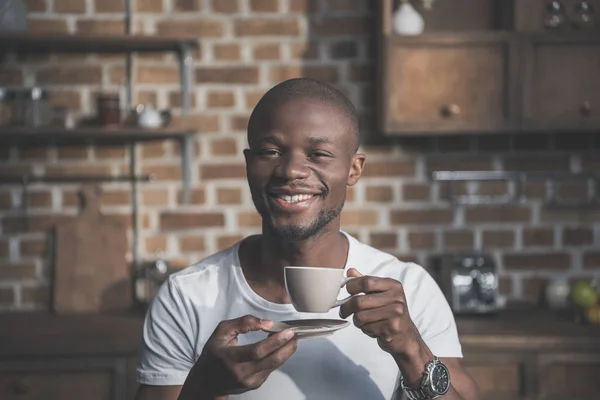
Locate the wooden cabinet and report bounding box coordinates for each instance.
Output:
[381,34,519,135]
[537,352,600,400]
[523,35,600,131]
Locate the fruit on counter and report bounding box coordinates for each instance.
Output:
[585,304,600,325]
[570,280,599,309]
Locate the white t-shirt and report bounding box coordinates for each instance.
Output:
[137,232,462,399]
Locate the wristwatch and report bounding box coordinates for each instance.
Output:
[400,356,450,400]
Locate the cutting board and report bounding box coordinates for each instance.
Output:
[53,185,131,314]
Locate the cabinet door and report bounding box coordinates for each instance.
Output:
[523,36,600,130]
[0,357,128,400]
[537,352,600,400]
[380,34,519,135]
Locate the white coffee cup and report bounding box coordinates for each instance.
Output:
[284,266,355,313]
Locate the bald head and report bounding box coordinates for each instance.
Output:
[247,78,360,154]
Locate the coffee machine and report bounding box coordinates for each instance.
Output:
[433,253,500,314]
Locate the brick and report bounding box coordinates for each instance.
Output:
[201,164,246,180]
[145,235,168,253]
[168,91,197,108]
[503,253,571,270]
[465,205,531,224]
[311,17,370,36]
[330,41,358,59]
[142,165,181,181]
[403,183,430,201]
[289,0,320,12]
[100,190,131,206]
[95,0,123,12]
[55,0,86,13]
[392,209,453,226]
[245,90,264,108]
[174,0,202,11]
[137,66,179,84]
[503,156,570,172]
[0,191,13,210]
[362,162,415,178]
[523,228,554,247]
[349,63,372,82]
[563,228,593,246]
[49,90,81,110]
[141,189,169,206]
[556,181,588,200]
[541,207,600,224]
[238,212,262,227]
[217,235,244,250]
[341,210,378,225]
[525,181,546,199]
[366,186,393,202]
[217,188,242,204]
[370,233,397,249]
[427,157,492,175]
[212,0,238,13]
[96,146,126,159]
[235,18,300,36]
[210,138,238,155]
[230,115,249,131]
[37,66,102,85]
[25,0,47,12]
[253,43,281,60]
[77,19,125,35]
[522,277,547,303]
[213,43,241,60]
[583,252,600,269]
[176,188,206,205]
[207,91,235,108]
[137,90,158,106]
[479,182,508,196]
[270,66,339,84]
[26,191,52,208]
[19,146,48,160]
[157,20,222,37]
[290,41,319,60]
[160,212,224,230]
[27,18,69,34]
[141,142,167,159]
[196,67,259,84]
[482,231,515,248]
[22,285,50,305]
[0,69,23,85]
[57,146,88,160]
[2,215,73,234]
[250,0,279,11]
[581,154,600,172]
[137,0,162,12]
[0,263,37,280]
[408,232,436,250]
[443,230,474,250]
[498,277,513,296]
[179,235,206,252]
[345,187,355,202]
[171,114,220,132]
[0,240,9,258]
[45,164,112,177]
[0,288,14,305]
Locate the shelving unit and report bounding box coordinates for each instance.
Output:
[0,28,199,270]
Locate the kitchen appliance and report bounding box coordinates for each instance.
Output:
[433,253,500,314]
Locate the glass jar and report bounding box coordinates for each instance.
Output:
[96,93,122,126]
[133,255,173,307]
[10,87,52,127]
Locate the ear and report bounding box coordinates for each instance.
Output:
[243,148,251,164]
[347,153,365,186]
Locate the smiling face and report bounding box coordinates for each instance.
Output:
[244,98,365,242]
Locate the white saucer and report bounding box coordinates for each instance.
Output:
[266,319,350,339]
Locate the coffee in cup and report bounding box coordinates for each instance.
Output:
[284,266,355,313]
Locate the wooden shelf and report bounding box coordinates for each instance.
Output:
[0,33,198,54]
[0,127,196,145]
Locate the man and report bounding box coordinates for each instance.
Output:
[135,78,479,400]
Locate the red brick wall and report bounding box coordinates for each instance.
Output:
[0,0,599,310]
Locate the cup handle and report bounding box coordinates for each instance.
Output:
[332,277,356,308]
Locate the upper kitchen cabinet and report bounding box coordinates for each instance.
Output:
[380,34,519,135]
[523,35,600,131]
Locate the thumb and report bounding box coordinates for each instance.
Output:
[218,315,273,345]
[347,268,363,278]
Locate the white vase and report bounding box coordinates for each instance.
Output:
[393,0,424,36]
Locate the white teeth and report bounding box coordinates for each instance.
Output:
[280,194,313,203]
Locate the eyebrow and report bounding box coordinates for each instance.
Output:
[252,136,332,146]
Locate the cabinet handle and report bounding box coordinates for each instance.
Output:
[11,378,30,394]
[441,104,461,118]
[580,101,591,117]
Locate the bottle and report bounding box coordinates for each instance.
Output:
[393,0,424,36]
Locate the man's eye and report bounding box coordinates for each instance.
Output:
[311,151,331,158]
[260,149,281,157]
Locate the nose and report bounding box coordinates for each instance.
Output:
[275,152,310,180]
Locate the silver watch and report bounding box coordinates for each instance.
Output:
[400,356,450,400]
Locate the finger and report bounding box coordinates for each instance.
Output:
[235,328,296,362]
[216,315,274,345]
[237,338,298,390]
[345,276,402,296]
[339,291,392,319]
[359,316,405,341]
[347,268,363,278]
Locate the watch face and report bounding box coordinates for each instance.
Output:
[429,363,450,395]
